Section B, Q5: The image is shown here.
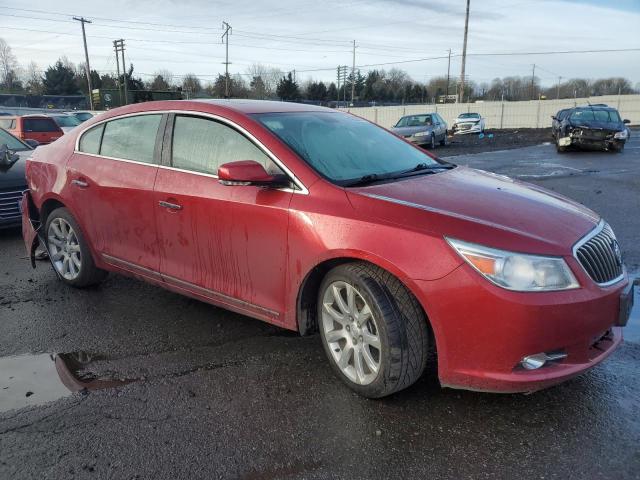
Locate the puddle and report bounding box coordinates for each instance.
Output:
[0,352,133,413]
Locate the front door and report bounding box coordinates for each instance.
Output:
[67,113,165,276]
[154,114,292,321]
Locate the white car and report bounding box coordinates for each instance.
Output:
[452,112,485,134]
[46,113,82,134]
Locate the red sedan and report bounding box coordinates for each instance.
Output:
[21,100,634,398]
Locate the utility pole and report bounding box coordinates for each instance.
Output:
[114,39,127,105]
[531,63,536,100]
[458,0,470,103]
[446,48,452,100]
[113,40,121,105]
[556,76,562,99]
[336,66,341,102]
[222,21,232,98]
[350,40,357,105]
[73,16,94,110]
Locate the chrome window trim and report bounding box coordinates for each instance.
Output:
[74,109,308,195]
[572,219,625,287]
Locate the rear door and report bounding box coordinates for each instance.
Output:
[22,118,62,144]
[154,113,292,321]
[67,113,165,278]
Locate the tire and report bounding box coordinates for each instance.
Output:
[610,143,624,153]
[318,262,430,398]
[439,133,448,146]
[44,207,107,288]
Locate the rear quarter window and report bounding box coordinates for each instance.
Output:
[78,124,105,155]
[24,118,60,132]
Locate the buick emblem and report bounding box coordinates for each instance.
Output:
[611,239,622,266]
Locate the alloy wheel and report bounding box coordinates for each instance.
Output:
[321,281,381,385]
[48,217,82,280]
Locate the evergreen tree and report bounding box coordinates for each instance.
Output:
[276,72,300,101]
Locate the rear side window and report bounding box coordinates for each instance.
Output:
[24,118,59,132]
[100,114,162,164]
[78,124,104,155]
[171,115,280,175]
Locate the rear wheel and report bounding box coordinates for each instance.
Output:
[45,207,107,288]
[439,133,448,146]
[318,263,430,398]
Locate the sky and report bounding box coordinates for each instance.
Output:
[1,0,639,88]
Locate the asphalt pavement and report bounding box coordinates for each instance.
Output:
[1,134,639,480]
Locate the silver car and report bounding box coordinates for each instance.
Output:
[391,113,448,149]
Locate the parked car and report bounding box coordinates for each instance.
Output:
[0,115,63,145]
[47,113,82,133]
[451,112,485,134]
[22,100,633,398]
[0,128,33,228]
[552,106,630,152]
[391,113,447,148]
[66,111,94,123]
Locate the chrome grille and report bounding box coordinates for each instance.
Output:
[574,222,623,285]
[0,187,26,221]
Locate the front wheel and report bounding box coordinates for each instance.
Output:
[318,263,430,398]
[45,207,107,287]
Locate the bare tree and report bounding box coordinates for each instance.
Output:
[182,73,202,98]
[246,63,283,98]
[0,38,19,90]
[23,61,44,95]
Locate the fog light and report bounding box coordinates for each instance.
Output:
[520,352,567,370]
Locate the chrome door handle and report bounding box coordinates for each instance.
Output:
[159,200,182,210]
[71,179,89,188]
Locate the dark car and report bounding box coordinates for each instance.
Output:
[552,106,630,153]
[0,128,32,228]
[391,113,448,149]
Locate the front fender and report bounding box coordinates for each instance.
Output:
[21,191,40,268]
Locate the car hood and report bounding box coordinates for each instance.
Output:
[454,118,480,124]
[391,126,432,136]
[347,166,599,255]
[0,150,29,188]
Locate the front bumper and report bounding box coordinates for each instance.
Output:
[414,262,628,393]
[453,123,482,134]
[559,129,626,150]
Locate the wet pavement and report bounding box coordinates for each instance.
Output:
[1,134,639,479]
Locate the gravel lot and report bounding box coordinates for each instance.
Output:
[1,131,639,480]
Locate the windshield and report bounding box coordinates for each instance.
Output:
[394,115,433,128]
[458,113,480,119]
[570,109,621,123]
[0,128,29,151]
[253,111,442,184]
[51,115,81,127]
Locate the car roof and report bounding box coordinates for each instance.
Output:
[573,105,617,112]
[189,99,332,114]
[401,112,437,117]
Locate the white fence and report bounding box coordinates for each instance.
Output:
[345,94,640,130]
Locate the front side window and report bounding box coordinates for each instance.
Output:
[171,115,281,175]
[254,111,443,184]
[100,114,162,163]
[24,118,59,132]
[78,124,104,155]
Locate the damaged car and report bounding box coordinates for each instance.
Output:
[451,112,485,134]
[22,100,633,398]
[553,105,630,153]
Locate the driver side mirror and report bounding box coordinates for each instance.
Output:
[623,119,630,124]
[0,144,19,168]
[218,160,290,188]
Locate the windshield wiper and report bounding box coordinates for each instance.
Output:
[344,173,389,187]
[394,162,454,177]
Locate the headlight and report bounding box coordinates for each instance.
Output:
[614,129,628,139]
[414,131,429,137]
[446,238,579,291]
